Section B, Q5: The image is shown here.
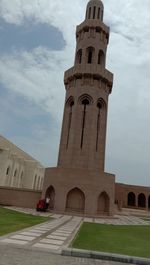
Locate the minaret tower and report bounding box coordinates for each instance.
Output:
[58,0,113,171]
[43,0,115,216]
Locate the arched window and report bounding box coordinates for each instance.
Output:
[66,187,85,213]
[79,95,93,149]
[86,47,95,64]
[128,192,136,207]
[88,7,91,19]
[6,166,10,175]
[138,193,146,208]
[101,10,104,20]
[98,7,100,19]
[66,96,75,149]
[96,98,106,151]
[76,49,82,64]
[79,94,93,105]
[33,175,37,189]
[93,6,96,19]
[98,50,105,65]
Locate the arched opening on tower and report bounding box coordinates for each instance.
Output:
[45,186,55,210]
[86,47,95,64]
[98,50,105,66]
[76,49,82,64]
[66,96,74,149]
[66,187,85,213]
[97,7,101,19]
[96,98,106,151]
[128,192,136,207]
[88,7,91,19]
[138,193,146,208]
[80,96,91,149]
[97,191,110,215]
[93,6,96,19]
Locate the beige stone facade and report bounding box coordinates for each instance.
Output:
[0,135,45,190]
[42,0,115,216]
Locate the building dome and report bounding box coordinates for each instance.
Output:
[86,0,104,20]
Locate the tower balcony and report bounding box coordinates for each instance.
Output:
[64,64,113,91]
[76,20,109,36]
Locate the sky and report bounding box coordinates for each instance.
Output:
[0,0,150,186]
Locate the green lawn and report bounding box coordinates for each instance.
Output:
[72,222,150,259]
[0,207,50,236]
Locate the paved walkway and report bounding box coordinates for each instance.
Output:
[0,245,133,265]
[1,207,150,253]
[0,215,82,252]
[1,206,150,265]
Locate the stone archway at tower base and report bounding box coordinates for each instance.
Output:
[42,167,115,217]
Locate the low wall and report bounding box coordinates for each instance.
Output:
[0,186,42,208]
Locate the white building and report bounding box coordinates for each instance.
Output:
[0,135,45,190]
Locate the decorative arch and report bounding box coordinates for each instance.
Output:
[97,98,106,110]
[138,193,146,208]
[66,187,85,213]
[128,192,136,207]
[97,7,101,19]
[78,94,93,105]
[45,186,55,210]
[78,94,93,149]
[96,98,106,151]
[86,46,95,64]
[66,96,75,107]
[88,7,91,19]
[98,50,105,65]
[66,96,75,149]
[97,191,110,214]
[76,49,82,64]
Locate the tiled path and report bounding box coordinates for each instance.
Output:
[0,215,82,252]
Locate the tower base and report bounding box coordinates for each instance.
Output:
[42,167,115,217]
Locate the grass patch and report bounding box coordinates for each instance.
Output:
[72,222,150,259]
[0,207,50,236]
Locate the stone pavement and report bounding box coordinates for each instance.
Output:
[0,215,82,252]
[0,244,133,265]
[1,206,150,265]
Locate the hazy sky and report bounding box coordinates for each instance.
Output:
[0,0,150,186]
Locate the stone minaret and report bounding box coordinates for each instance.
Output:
[58,0,113,172]
[43,0,115,216]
